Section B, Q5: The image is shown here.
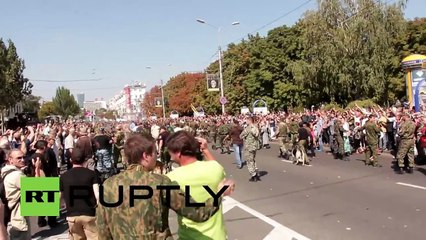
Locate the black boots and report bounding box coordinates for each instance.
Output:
[249,174,261,182]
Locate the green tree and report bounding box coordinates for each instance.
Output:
[0,39,32,110]
[22,95,41,112]
[164,72,206,115]
[52,87,80,118]
[38,101,57,119]
[294,0,408,105]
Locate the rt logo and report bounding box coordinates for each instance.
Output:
[20,177,60,216]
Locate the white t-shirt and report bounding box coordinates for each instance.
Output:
[64,135,74,150]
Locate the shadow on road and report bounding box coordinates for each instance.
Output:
[416,167,426,176]
[258,171,268,177]
[32,211,68,238]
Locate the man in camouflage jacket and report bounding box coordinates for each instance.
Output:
[96,134,231,239]
[240,116,261,182]
[395,113,416,174]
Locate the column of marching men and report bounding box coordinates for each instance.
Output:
[0,102,424,239]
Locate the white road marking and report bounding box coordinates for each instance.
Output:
[396,182,426,190]
[223,197,310,240]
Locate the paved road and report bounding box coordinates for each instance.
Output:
[30,143,426,240]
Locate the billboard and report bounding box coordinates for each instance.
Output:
[206,74,220,92]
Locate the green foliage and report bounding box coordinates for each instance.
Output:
[38,102,57,119]
[322,102,344,112]
[0,39,32,110]
[346,99,378,109]
[22,95,41,112]
[52,87,80,118]
[150,2,425,113]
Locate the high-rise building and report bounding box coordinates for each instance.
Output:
[108,82,146,119]
[76,93,85,108]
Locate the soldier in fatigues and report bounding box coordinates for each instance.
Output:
[275,118,290,159]
[334,116,347,161]
[240,116,261,182]
[217,122,231,154]
[395,113,416,174]
[96,134,232,239]
[363,115,381,167]
[208,120,217,145]
[114,126,126,167]
[289,118,299,148]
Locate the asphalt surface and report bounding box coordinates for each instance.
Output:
[29,143,426,240]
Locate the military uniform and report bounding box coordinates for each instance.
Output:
[183,124,193,135]
[114,131,125,167]
[240,124,260,181]
[96,164,222,240]
[208,122,217,144]
[276,120,290,158]
[217,123,231,153]
[334,120,345,159]
[396,117,416,171]
[197,122,208,139]
[289,119,299,147]
[363,119,381,166]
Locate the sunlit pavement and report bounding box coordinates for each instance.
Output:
[31,144,426,240]
[200,144,426,240]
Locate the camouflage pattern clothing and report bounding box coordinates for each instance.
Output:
[240,124,260,177]
[208,122,217,144]
[197,122,209,139]
[113,130,125,167]
[96,164,222,240]
[334,120,345,159]
[217,123,231,153]
[396,118,416,169]
[363,119,381,166]
[289,119,299,146]
[276,121,290,157]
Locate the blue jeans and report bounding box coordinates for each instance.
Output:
[233,144,244,167]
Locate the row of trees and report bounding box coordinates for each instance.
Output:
[142,0,426,116]
[38,87,81,119]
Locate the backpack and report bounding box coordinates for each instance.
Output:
[0,169,19,227]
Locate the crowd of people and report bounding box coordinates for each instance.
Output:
[0,102,423,239]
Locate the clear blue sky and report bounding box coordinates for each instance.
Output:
[0,0,424,102]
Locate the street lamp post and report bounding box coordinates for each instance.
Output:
[160,79,166,119]
[146,65,170,119]
[196,19,239,115]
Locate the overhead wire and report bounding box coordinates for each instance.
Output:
[30,78,102,83]
[229,0,314,44]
